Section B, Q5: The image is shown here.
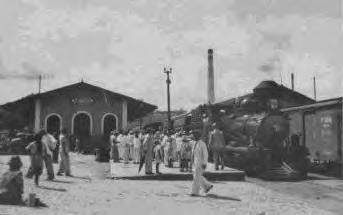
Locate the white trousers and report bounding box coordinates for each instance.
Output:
[134,147,141,163]
[191,165,211,195]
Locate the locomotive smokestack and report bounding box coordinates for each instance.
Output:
[291,73,294,90]
[208,49,215,104]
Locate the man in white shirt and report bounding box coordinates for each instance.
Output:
[175,132,183,170]
[122,131,130,164]
[117,132,124,160]
[40,130,57,180]
[191,130,213,196]
[128,131,135,161]
[57,128,71,176]
[110,131,119,162]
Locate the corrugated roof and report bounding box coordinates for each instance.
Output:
[282,97,342,112]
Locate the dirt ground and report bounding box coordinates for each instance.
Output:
[0,154,342,215]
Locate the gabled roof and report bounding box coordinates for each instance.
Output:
[1,81,157,121]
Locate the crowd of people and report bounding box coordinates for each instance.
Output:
[109,122,226,174]
[109,129,195,174]
[108,123,226,196]
[0,122,226,206]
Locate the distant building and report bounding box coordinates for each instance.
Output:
[1,81,157,150]
[127,110,187,131]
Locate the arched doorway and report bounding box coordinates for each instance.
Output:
[102,114,118,138]
[73,112,92,152]
[46,114,62,135]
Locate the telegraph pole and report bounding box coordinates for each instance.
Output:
[313,76,317,101]
[38,75,42,94]
[164,67,172,133]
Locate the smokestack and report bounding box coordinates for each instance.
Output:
[313,76,317,101]
[207,49,215,104]
[291,73,294,90]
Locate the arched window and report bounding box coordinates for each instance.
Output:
[101,113,118,137]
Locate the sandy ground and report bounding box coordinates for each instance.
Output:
[0,154,341,215]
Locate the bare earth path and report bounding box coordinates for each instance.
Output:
[0,154,341,215]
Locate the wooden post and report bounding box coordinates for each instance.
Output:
[313,76,317,101]
[38,75,42,94]
[341,98,343,178]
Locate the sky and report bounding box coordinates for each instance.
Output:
[0,0,342,110]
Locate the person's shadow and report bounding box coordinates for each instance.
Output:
[69,175,92,181]
[50,179,74,184]
[205,194,241,201]
[38,185,67,192]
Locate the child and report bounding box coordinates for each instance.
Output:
[0,156,24,205]
[154,140,163,174]
[26,134,44,186]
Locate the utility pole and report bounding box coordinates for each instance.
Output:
[313,76,317,101]
[164,67,172,133]
[38,75,42,94]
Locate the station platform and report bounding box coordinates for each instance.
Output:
[108,161,245,181]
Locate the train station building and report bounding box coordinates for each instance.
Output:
[1,81,157,148]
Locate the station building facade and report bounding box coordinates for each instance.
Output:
[1,81,157,150]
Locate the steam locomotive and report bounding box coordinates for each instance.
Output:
[176,93,310,180]
[215,110,310,180]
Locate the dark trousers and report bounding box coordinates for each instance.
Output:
[53,145,59,163]
[168,158,173,168]
[213,150,225,170]
[155,163,161,174]
[180,159,191,171]
[43,155,55,180]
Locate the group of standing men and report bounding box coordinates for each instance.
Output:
[25,128,71,186]
[109,129,195,173]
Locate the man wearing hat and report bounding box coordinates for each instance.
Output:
[208,123,226,170]
[40,129,56,180]
[180,132,192,172]
[190,130,213,196]
[142,129,154,174]
[110,130,119,162]
[128,130,135,161]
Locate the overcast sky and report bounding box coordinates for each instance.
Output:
[0,0,342,110]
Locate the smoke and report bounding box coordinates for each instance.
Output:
[258,63,274,74]
[258,55,281,75]
[257,33,291,76]
[0,59,54,80]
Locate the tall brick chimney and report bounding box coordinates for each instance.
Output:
[207,49,215,104]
